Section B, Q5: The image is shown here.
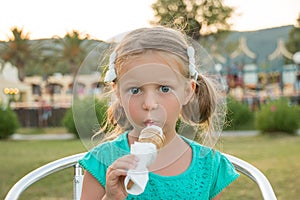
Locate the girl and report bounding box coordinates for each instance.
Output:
[79,26,239,200]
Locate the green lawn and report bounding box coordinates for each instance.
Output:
[1,135,299,199]
[220,135,300,199]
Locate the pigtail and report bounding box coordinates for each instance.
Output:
[111,100,133,131]
[181,73,217,130]
[97,100,132,142]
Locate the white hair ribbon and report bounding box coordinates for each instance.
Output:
[187,46,198,80]
[104,51,117,83]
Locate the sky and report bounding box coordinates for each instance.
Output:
[0,0,299,41]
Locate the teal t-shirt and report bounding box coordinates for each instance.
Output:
[79,132,239,199]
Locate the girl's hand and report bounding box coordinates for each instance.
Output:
[104,154,138,199]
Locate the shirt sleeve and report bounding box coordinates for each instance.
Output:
[79,147,108,187]
[209,152,240,199]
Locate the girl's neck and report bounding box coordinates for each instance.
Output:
[149,134,192,175]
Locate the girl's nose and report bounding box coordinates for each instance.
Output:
[142,92,158,111]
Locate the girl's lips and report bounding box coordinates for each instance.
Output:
[144,120,155,126]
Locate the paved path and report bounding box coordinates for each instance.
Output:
[221,130,259,137]
[10,133,75,140]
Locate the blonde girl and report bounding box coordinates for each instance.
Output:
[79,26,239,200]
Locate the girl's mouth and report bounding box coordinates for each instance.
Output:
[144,120,155,127]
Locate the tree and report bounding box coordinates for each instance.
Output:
[286,14,300,54]
[0,27,39,81]
[53,30,99,94]
[151,0,234,41]
[54,30,89,76]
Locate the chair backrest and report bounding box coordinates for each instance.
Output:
[5,152,277,200]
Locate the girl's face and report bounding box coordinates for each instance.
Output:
[116,52,195,138]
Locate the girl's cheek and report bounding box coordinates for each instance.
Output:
[127,97,141,116]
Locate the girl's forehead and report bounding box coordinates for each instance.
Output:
[117,52,185,83]
[118,51,183,73]
[118,63,185,86]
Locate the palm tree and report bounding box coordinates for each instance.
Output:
[53,30,99,95]
[0,27,38,82]
[56,30,89,75]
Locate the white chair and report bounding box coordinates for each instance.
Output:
[4,152,277,200]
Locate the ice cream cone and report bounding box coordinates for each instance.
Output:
[126,125,165,190]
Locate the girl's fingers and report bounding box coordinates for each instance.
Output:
[106,154,138,183]
[105,154,139,198]
[108,154,138,171]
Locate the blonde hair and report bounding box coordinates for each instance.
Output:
[99,26,224,146]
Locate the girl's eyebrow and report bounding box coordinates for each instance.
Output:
[122,79,177,86]
[158,79,178,85]
[121,80,142,86]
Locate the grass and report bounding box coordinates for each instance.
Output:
[1,134,299,199]
[220,135,300,200]
[0,139,85,200]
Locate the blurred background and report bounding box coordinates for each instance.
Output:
[0,0,299,129]
[0,0,299,199]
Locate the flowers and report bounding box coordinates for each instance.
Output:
[270,105,276,112]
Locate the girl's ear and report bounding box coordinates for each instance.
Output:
[112,83,122,106]
[112,82,117,92]
[183,80,196,105]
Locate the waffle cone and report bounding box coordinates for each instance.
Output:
[138,126,165,149]
[127,126,165,190]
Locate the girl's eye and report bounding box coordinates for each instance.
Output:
[129,87,140,94]
[159,86,171,93]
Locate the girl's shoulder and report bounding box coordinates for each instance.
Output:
[81,132,130,164]
[92,131,130,152]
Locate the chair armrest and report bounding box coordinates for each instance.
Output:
[223,153,277,200]
[5,153,86,200]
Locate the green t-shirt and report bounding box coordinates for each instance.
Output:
[79,132,239,199]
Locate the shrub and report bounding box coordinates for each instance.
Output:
[63,97,108,139]
[224,96,254,130]
[255,98,299,134]
[0,104,20,139]
[62,108,77,136]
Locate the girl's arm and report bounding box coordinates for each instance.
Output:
[212,193,222,200]
[80,171,105,200]
[80,154,138,200]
